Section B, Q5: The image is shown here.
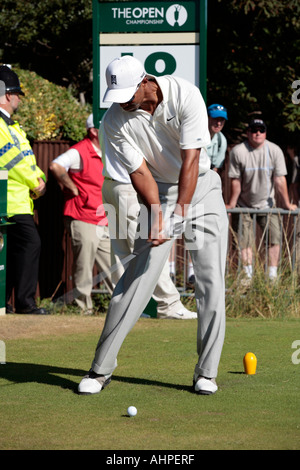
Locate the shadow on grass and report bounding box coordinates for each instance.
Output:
[0,363,193,394]
[0,362,86,391]
[113,375,193,393]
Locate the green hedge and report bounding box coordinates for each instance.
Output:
[13,67,92,142]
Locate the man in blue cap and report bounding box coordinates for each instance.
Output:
[206,104,228,173]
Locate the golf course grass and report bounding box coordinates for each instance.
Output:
[0,314,299,450]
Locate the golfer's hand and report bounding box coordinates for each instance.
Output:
[149,212,186,246]
[148,210,169,246]
[164,212,186,239]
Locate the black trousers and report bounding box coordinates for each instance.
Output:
[6,214,41,310]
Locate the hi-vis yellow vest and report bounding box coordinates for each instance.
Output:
[0,112,46,217]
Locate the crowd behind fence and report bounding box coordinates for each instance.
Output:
[28,141,300,304]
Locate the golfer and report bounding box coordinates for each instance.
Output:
[78,56,228,395]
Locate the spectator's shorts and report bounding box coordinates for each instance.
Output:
[231,211,281,249]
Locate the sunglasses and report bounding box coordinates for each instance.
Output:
[249,127,266,133]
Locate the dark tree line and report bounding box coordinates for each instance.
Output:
[0,0,299,147]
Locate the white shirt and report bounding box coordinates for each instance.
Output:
[0,108,10,118]
[100,75,211,184]
[206,132,227,169]
[52,142,101,172]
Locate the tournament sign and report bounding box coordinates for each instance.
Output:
[92,0,207,124]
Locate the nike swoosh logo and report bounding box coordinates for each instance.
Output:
[167,116,176,121]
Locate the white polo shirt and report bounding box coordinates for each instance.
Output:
[100,75,211,184]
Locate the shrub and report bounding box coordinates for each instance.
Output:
[13,66,92,141]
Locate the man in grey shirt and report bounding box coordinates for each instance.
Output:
[226,118,297,281]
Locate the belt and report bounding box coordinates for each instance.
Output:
[104,176,130,184]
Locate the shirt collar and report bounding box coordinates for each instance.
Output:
[0,109,14,125]
[146,74,169,104]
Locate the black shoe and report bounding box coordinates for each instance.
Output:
[17,305,50,315]
[6,304,14,314]
[188,275,195,285]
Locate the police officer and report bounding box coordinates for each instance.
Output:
[0,65,49,314]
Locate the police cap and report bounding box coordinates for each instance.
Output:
[0,65,25,96]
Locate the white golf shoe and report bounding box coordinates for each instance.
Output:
[78,369,112,395]
[157,307,197,320]
[194,376,218,395]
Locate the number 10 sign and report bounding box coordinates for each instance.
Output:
[92,0,207,121]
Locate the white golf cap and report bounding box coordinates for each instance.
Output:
[86,113,94,129]
[103,56,146,103]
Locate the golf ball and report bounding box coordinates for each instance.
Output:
[127,406,137,417]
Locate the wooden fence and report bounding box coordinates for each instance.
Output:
[32,140,75,301]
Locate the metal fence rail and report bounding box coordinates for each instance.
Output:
[226,207,300,271]
[169,207,300,297]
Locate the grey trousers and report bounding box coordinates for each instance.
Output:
[91,170,228,379]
